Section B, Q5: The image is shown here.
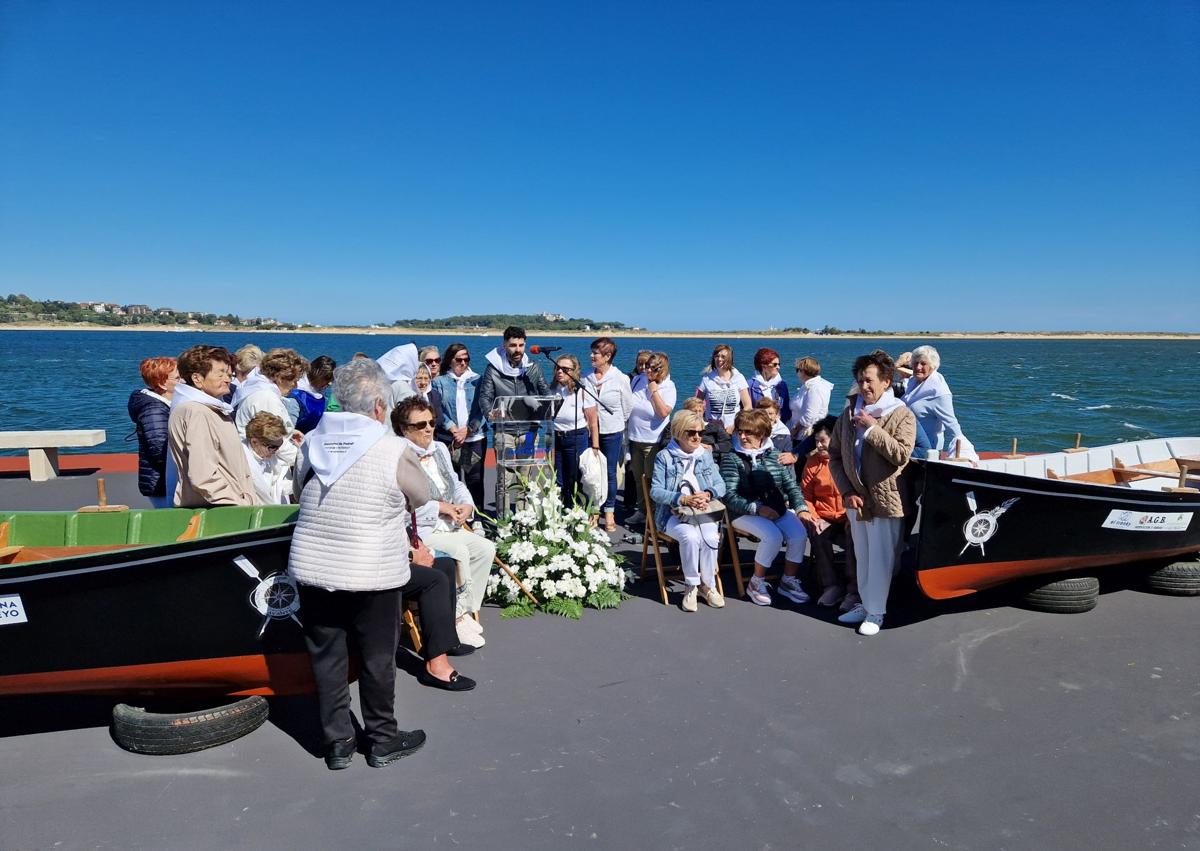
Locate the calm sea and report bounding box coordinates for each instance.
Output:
[1,330,1194,455]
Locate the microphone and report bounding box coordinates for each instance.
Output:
[529,345,562,354]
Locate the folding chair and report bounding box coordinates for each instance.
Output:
[639,475,725,605]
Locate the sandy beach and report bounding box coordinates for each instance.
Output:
[2,322,1197,340]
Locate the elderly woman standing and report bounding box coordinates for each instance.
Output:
[721,408,810,606]
[235,348,308,473]
[432,343,485,509]
[791,357,834,443]
[651,410,727,612]
[289,359,430,770]
[584,337,633,532]
[168,345,256,508]
[696,344,752,439]
[129,356,179,508]
[624,352,676,526]
[747,348,791,426]
[829,350,916,636]
[392,397,496,650]
[901,345,977,461]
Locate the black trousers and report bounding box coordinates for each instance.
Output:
[401,557,458,660]
[298,584,401,747]
[452,440,486,513]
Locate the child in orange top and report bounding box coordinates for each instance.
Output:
[797,417,858,609]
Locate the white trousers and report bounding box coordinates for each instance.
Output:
[664,516,720,587]
[846,511,903,616]
[425,528,497,617]
[732,511,809,568]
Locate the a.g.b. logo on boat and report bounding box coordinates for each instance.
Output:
[958,491,1020,557]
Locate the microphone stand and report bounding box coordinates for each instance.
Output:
[535,349,614,416]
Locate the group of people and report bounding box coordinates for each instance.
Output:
[126,331,974,768]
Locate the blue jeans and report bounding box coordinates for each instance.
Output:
[555,427,590,508]
[598,431,623,513]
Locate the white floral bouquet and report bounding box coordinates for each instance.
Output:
[486,470,632,619]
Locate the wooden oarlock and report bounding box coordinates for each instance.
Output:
[1064,433,1088,454]
[77,478,129,513]
[1003,438,1026,460]
[945,439,971,463]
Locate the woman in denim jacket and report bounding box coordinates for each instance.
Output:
[431,343,485,509]
[651,409,727,612]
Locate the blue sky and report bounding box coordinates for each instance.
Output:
[1,1,1197,332]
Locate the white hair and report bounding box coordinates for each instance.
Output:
[911,345,941,371]
[333,359,390,416]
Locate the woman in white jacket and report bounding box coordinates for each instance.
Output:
[235,348,308,473]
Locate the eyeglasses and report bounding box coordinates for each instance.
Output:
[260,441,283,454]
[735,428,761,436]
[453,355,470,363]
[683,429,704,438]
[555,365,571,372]
[423,358,439,365]
[405,419,435,430]
[765,361,780,368]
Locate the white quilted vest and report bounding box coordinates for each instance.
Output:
[288,434,412,591]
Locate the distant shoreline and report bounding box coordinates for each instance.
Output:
[0,323,1197,341]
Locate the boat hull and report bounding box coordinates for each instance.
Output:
[0,525,315,698]
[914,460,1200,599]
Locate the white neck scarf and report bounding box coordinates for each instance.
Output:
[852,388,904,470]
[752,371,782,390]
[172,381,234,416]
[231,368,271,407]
[303,412,389,487]
[902,371,951,406]
[732,434,771,463]
[139,387,171,407]
[296,375,323,400]
[485,346,529,377]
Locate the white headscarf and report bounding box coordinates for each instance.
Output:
[302,412,389,488]
[902,370,951,406]
[377,344,419,383]
[231,367,270,408]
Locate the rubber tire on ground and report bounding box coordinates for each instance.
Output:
[1021,576,1099,614]
[111,696,270,755]
[1145,560,1200,596]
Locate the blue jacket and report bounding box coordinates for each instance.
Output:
[127,389,170,497]
[650,445,727,530]
[287,388,328,434]
[748,376,792,424]
[432,372,481,440]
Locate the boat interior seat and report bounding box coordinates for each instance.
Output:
[197,506,258,538]
[255,505,300,528]
[130,509,202,544]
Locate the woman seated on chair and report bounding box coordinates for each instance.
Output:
[650,410,727,612]
[721,408,810,608]
[392,397,496,651]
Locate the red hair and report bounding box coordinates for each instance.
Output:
[140,356,177,389]
[754,347,780,370]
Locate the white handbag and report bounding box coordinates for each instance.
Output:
[578,448,607,508]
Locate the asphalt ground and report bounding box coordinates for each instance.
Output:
[1,469,1198,850]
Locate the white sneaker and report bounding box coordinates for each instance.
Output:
[457,615,483,636]
[858,614,884,636]
[837,604,867,624]
[681,585,698,612]
[777,575,810,604]
[747,576,772,606]
[456,619,485,647]
[700,584,725,608]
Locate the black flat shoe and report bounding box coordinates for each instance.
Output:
[366,730,426,767]
[324,736,357,770]
[446,643,475,657]
[417,669,476,691]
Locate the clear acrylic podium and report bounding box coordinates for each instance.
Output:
[489,395,561,518]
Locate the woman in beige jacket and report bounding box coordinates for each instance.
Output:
[829,350,916,636]
[167,344,256,508]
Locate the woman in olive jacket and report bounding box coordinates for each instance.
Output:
[828,350,916,636]
[720,408,809,608]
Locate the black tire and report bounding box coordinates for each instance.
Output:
[1146,561,1200,596]
[1021,576,1099,614]
[111,696,269,755]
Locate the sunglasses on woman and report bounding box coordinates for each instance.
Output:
[453,355,470,363]
[423,358,439,366]
[405,419,435,430]
[683,429,704,438]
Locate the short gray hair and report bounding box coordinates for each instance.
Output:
[333,359,391,416]
[911,345,941,371]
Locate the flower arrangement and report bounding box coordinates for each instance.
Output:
[486,471,632,619]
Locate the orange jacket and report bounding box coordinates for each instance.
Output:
[800,453,846,522]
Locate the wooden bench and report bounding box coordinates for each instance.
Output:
[0,430,106,481]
